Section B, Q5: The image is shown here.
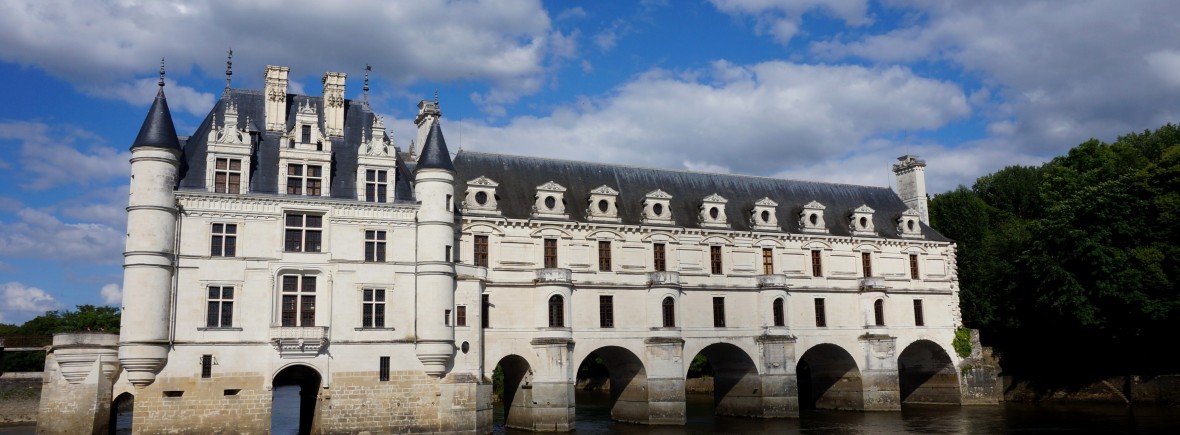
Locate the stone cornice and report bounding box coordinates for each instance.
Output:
[176,190,418,222]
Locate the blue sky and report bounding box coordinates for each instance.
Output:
[1,0,1178,324]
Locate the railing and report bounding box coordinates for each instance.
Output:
[859,277,887,291]
[757,274,788,288]
[268,326,329,357]
[0,335,53,351]
[535,268,572,284]
[647,271,681,286]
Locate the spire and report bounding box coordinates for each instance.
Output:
[363,64,371,104]
[414,119,455,172]
[131,61,182,150]
[224,48,233,94]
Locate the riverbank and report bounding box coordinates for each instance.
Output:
[1004,375,1180,406]
[0,373,41,425]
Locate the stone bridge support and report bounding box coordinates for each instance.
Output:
[523,336,575,431]
[36,333,120,435]
[755,334,799,418]
[643,337,686,425]
[860,334,901,411]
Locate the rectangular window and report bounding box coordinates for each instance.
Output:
[365,169,389,202]
[914,300,925,326]
[599,295,614,328]
[379,356,390,382]
[474,235,489,267]
[206,286,234,328]
[910,254,920,279]
[281,275,316,327]
[710,246,723,274]
[481,294,490,329]
[598,241,612,271]
[712,297,726,327]
[653,243,666,272]
[301,125,313,143]
[362,288,386,328]
[284,213,322,253]
[365,230,386,262]
[213,158,242,194]
[811,250,823,277]
[543,238,558,268]
[762,248,773,274]
[445,309,452,326]
[201,355,213,379]
[456,305,467,327]
[862,252,873,278]
[210,223,237,257]
[814,298,827,327]
[286,164,322,196]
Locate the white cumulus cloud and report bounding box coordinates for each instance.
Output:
[1,282,61,323]
[100,283,122,305]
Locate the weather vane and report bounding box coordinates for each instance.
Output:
[225,48,233,93]
[363,64,371,103]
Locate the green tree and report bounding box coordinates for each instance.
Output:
[0,305,121,372]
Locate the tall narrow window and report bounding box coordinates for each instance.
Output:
[712,297,726,327]
[547,295,564,327]
[364,169,389,203]
[598,241,612,271]
[284,213,322,252]
[201,355,213,379]
[814,298,827,327]
[456,305,467,327]
[773,298,785,327]
[286,164,322,196]
[662,297,676,328]
[362,288,386,328]
[379,356,390,382]
[365,230,386,262]
[301,125,312,143]
[862,252,872,277]
[762,248,774,274]
[874,299,885,326]
[543,239,558,268]
[281,275,316,327]
[445,309,452,326]
[710,246,723,274]
[213,158,242,194]
[206,286,234,328]
[913,300,925,326]
[599,295,614,328]
[474,235,489,267]
[653,243,666,272]
[210,223,237,257]
[909,254,920,279]
[481,294,490,328]
[811,250,823,277]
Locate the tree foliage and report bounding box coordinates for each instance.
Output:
[931,124,1180,378]
[0,305,121,372]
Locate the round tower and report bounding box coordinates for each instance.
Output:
[413,117,457,376]
[118,71,182,387]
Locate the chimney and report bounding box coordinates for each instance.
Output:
[322,72,346,136]
[892,155,929,224]
[264,66,289,132]
[415,99,441,150]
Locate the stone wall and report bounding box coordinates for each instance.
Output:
[131,373,271,434]
[0,372,41,424]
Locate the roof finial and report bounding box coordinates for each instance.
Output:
[224,48,233,93]
[434,89,439,104]
[158,57,166,87]
[363,63,371,103]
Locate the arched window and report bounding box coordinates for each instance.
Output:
[773,298,785,327]
[661,297,675,327]
[548,295,564,327]
[873,299,885,326]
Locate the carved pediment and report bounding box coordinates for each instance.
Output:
[803,200,826,210]
[537,181,567,192]
[853,205,875,214]
[755,197,778,207]
[590,185,618,195]
[468,176,499,187]
[645,189,672,199]
[703,193,727,203]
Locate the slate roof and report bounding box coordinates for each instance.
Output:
[176,89,414,202]
[415,120,455,172]
[131,86,182,150]
[452,151,949,241]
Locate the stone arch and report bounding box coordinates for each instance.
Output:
[493,354,536,429]
[898,339,961,404]
[271,363,322,435]
[109,391,134,434]
[797,343,863,410]
[575,345,649,424]
[686,342,763,417]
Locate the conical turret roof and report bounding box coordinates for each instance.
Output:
[131,86,182,150]
[415,119,455,172]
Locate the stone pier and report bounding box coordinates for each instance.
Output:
[36,333,120,435]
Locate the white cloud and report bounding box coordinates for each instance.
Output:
[100,283,122,305]
[0,0,568,112]
[709,0,872,44]
[0,208,125,265]
[1,282,61,322]
[0,121,130,190]
[85,78,215,116]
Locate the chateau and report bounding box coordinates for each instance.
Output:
[37,65,993,434]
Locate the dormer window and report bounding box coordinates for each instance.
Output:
[898,208,924,238]
[586,185,621,223]
[356,114,396,203]
[699,194,728,228]
[799,200,828,234]
[286,164,323,196]
[463,176,501,215]
[213,158,243,194]
[364,169,388,203]
[301,125,312,143]
[532,181,568,219]
[206,100,252,194]
[750,197,779,231]
[850,205,876,236]
[642,189,674,225]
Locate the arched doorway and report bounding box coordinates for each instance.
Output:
[687,343,761,417]
[272,364,321,435]
[797,344,862,410]
[492,354,534,430]
[898,340,960,404]
[575,346,648,424]
[110,392,134,434]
